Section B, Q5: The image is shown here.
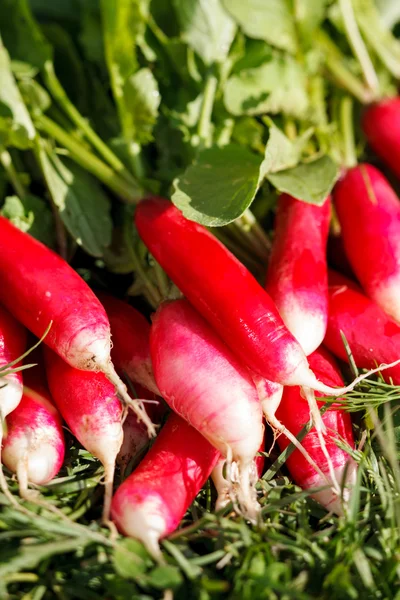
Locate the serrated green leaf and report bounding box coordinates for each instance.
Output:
[1,194,55,247]
[172,144,263,226]
[223,0,297,53]
[113,538,150,580]
[37,142,112,257]
[0,37,35,144]
[147,565,183,589]
[224,55,309,119]
[123,68,161,145]
[173,0,236,65]
[266,155,339,206]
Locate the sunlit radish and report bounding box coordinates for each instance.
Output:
[111,412,219,557]
[362,98,400,179]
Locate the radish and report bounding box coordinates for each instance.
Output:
[98,294,159,395]
[276,347,356,515]
[265,194,331,356]
[3,359,65,495]
[0,305,27,503]
[334,164,400,323]
[150,299,264,520]
[212,438,265,512]
[111,412,219,557]
[0,217,153,434]
[362,98,400,179]
[324,271,400,385]
[135,198,358,398]
[44,348,124,521]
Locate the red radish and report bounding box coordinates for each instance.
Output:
[150,299,264,519]
[3,361,65,494]
[44,348,123,521]
[117,384,167,477]
[135,198,356,398]
[98,294,159,395]
[265,194,331,356]
[334,164,400,323]
[324,271,400,384]
[362,98,400,179]
[212,438,265,511]
[111,412,219,557]
[0,217,153,434]
[0,305,26,503]
[276,347,356,515]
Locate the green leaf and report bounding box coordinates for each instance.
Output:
[123,68,161,145]
[376,0,400,27]
[223,0,297,53]
[294,0,330,48]
[0,37,35,144]
[224,54,309,118]
[147,565,183,590]
[37,142,112,257]
[113,538,150,580]
[266,155,339,206]
[260,122,305,176]
[172,144,263,226]
[19,79,51,117]
[232,117,264,153]
[0,0,52,70]
[173,0,236,65]
[0,194,55,247]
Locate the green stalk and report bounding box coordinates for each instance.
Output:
[198,71,218,146]
[318,32,374,104]
[43,61,136,184]
[340,96,357,168]
[0,149,26,198]
[338,0,380,98]
[36,115,143,202]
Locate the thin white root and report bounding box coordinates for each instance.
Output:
[211,461,231,511]
[301,387,341,495]
[223,447,260,523]
[310,358,400,396]
[102,462,116,525]
[104,363,157,437]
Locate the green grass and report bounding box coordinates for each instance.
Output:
[2,377,400,600]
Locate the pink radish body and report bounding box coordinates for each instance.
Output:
[98,294,159,395]
[276,348,356,515]
[334,164,400,322]
[362,98,400,179]
[111,412,219,556]
[135,198,335,393]
[44,348,123,520]
[0,304,27,422]
[0,217,152,433]
[324,271,400,384]
[3,363,65,490]
[265,194,331,355]
[150,299,264,519]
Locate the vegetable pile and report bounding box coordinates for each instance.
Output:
[2,0,400,598]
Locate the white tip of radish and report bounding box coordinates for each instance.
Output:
[25,446,59,485]
[373,276,400,323]
[280,306,326,357]
[308,459,357,516]
[68,329,111,371]
[113,494,168,559]
[0,377,23,419]
[212,458,232,511]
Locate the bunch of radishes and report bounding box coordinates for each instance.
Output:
[1,98,400,557]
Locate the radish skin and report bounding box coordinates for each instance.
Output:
[150,299,264,520]
[135,198,355,398]
[334,164,400,323]
[111,412,219,557]
[98,294,159,395]
[44,348,124,521]
[265,194,331,356]
[324,271,400,384]
[0,217,153,434]
[3,363,65,493]
[276,348,356,515]
[362,98,400,179]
